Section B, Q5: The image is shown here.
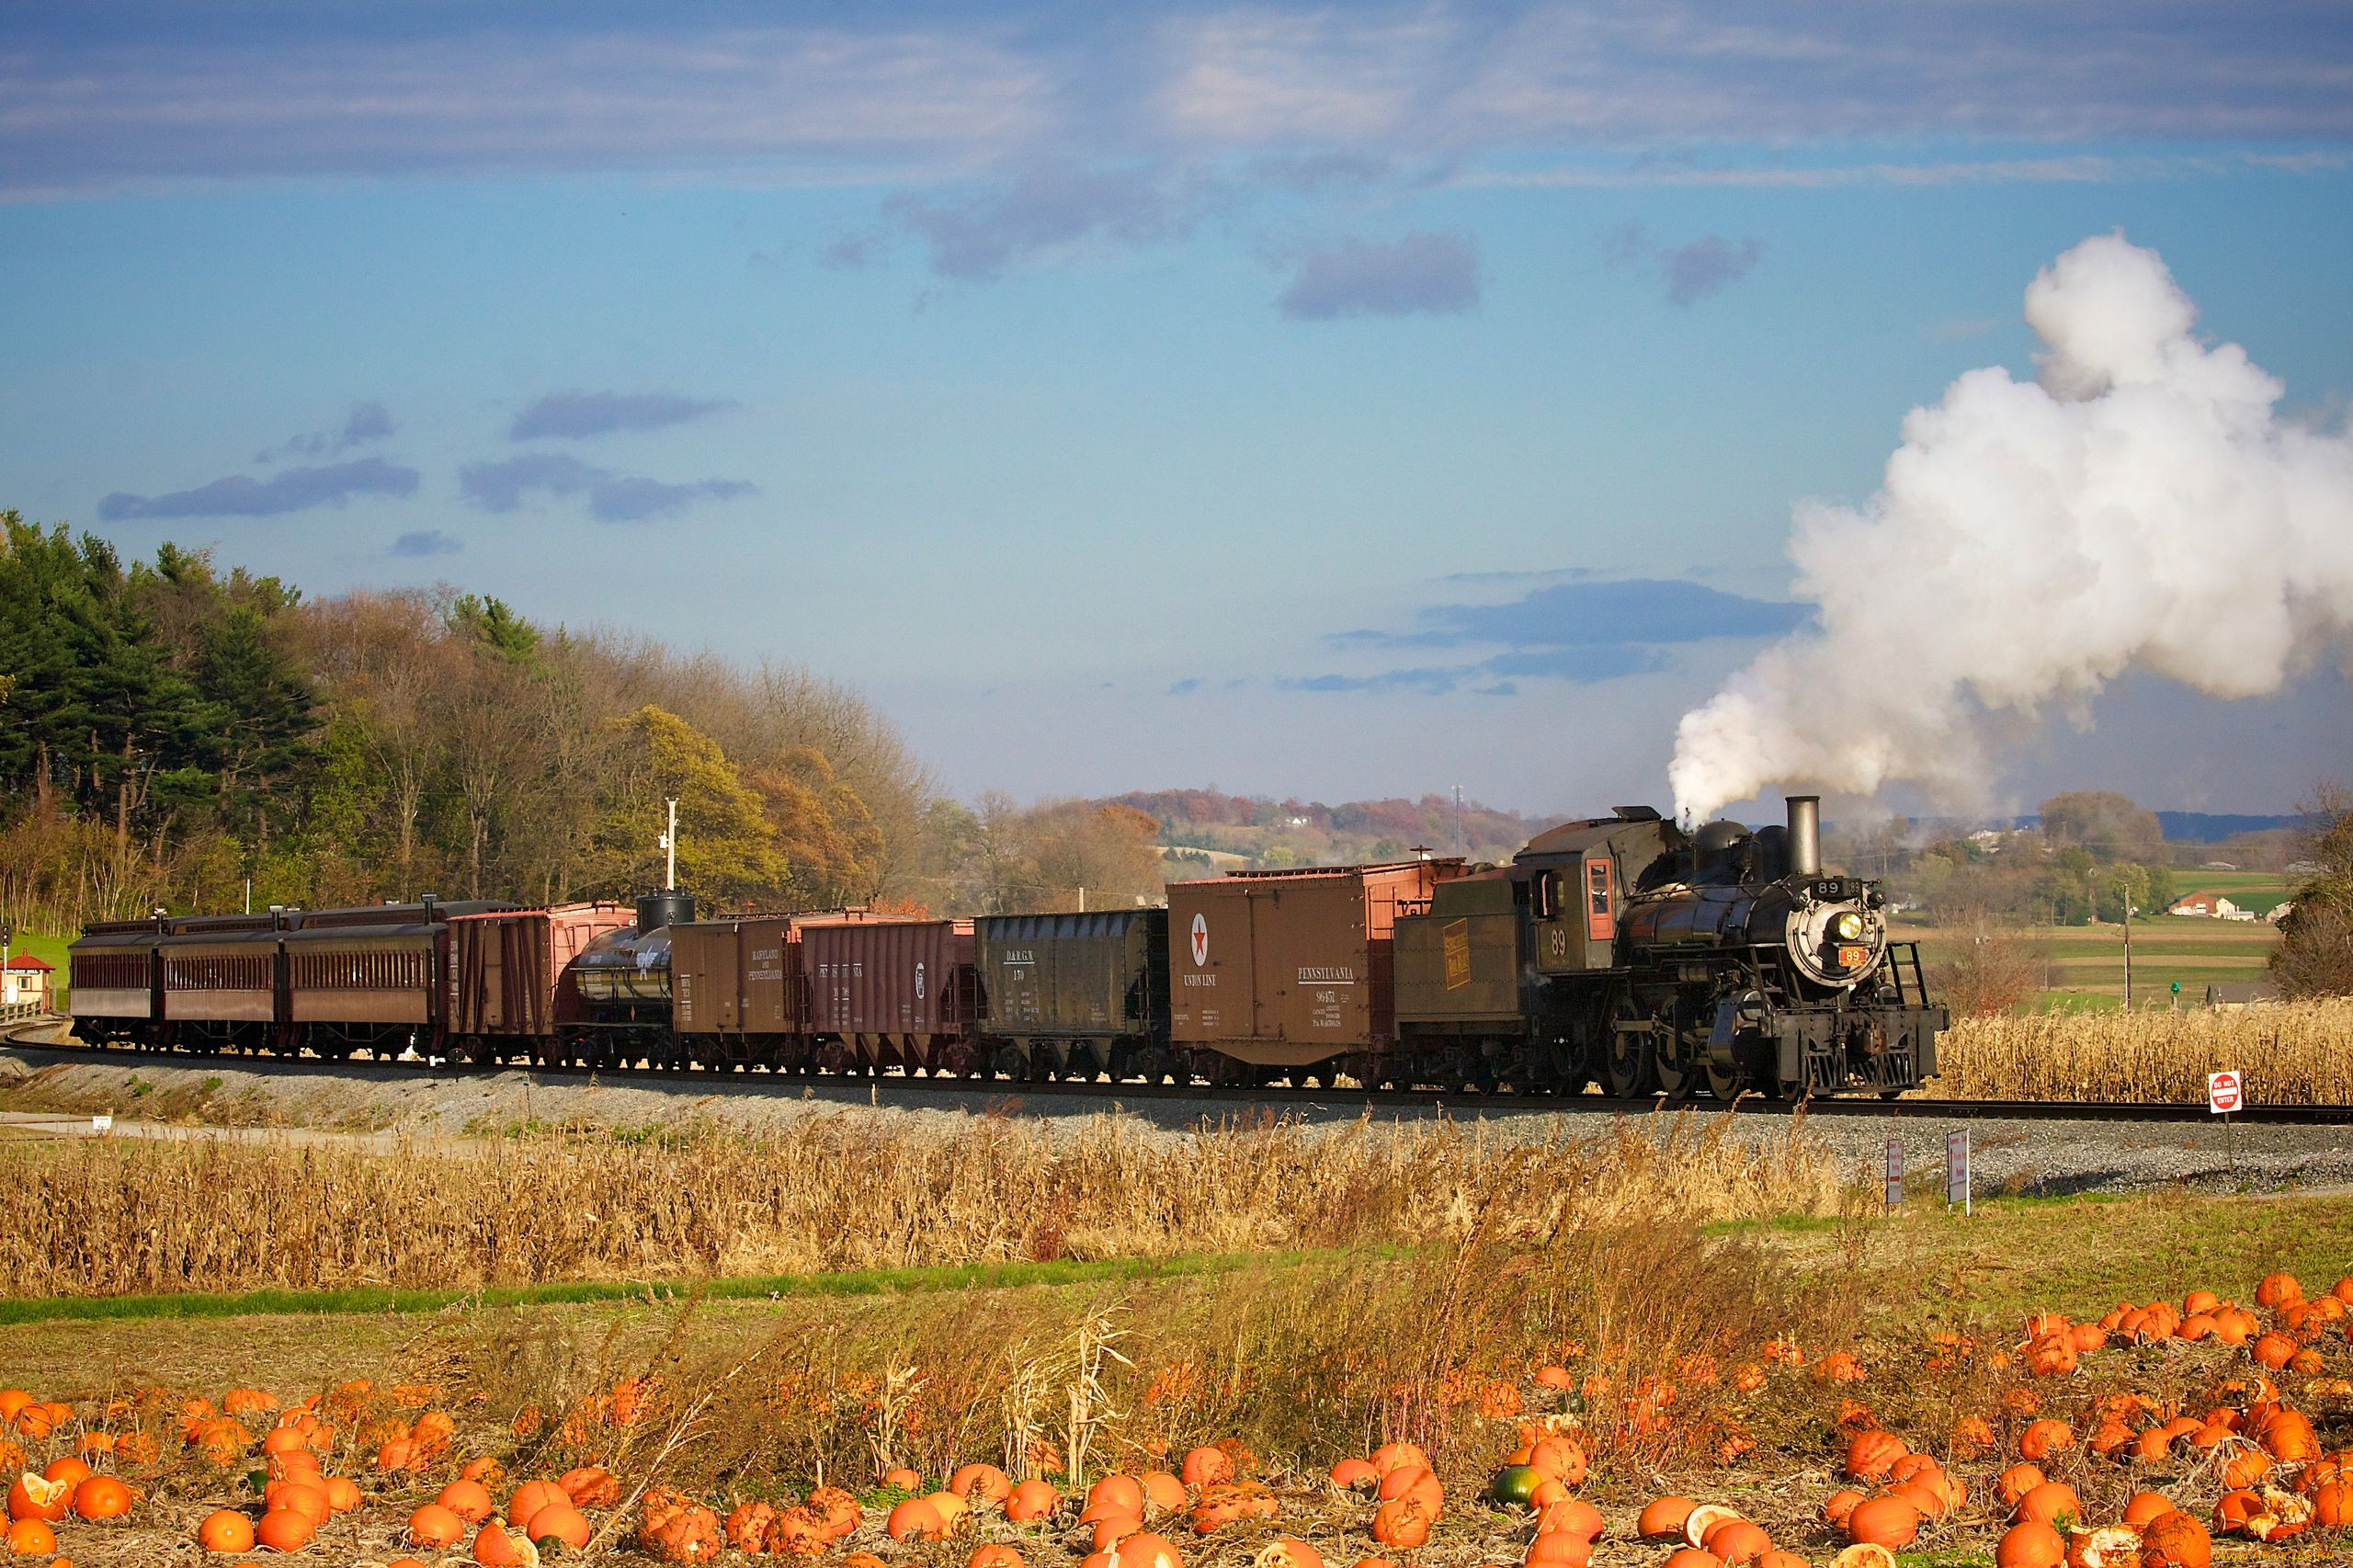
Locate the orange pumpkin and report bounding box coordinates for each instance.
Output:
[1824,1490,1867,1528]
[72,1475,132,1521]
[1371,1498,1432,1550]
[256,1506,317,1552]
[1704,1518,1772,1563]
[1640,1496,1699,1539]
[2019,1419,2075,1460]
[2014,1483,2082,1528]
[529,1504,591,1549]
[411,1504,471,1548]
[1113,1531,1184,1568]
[2138,1511,2211,1568]
[2256,1273,2302,1308]
[3,1518,55,1557]
[953,1464,1014,1506]
[472,1521,535,1566]
[1180,1449,1233,1489]
[1369,1442,1429,1477]
[1251,1541,1323,1568]
[1997,1466,2049,1508]
[1140,1473,1184,1512]
[884,1467,924,1491]
[889,1499,947,1543]
[1847,1495,1920,1549]
[1537,1499,1603,1540]
[199,1509,256,1553]
[1006,1480,1061,1524]
[40,1459,90,1489]
[6,1476,69,1524]
[560,1467,621,1510]
[1995,1521,2064,1568]
[1328,1459,1376,1492]
[970,1548,1027,1568]
[1844,1430,1908,1481]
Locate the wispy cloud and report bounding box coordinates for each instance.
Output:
[98,458,419,520]
[1277,230,1480,319]
[1605,223,1768,305]
[259,400,394,461]
[389,528,461,557]
[877,162,1220,281]
[11,6,2349,197]
[459,453,754,523]
[510,391,735,441]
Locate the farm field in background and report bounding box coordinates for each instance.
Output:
[1896,911,2283,1011]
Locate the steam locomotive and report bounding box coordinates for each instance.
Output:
[63,795,1941,1100]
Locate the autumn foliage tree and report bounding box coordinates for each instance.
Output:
[2271,786,2353,997]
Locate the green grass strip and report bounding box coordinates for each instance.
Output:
[0,1246,1394,1327]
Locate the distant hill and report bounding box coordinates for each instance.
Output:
[1108,789,1552,871]
[2154,811,2316,843]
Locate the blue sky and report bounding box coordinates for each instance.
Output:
[5,2,2350,819]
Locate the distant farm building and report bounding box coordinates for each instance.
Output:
[2266,901,2294,926]
[2168,892,2241,918]
[2206,980,2282,1008]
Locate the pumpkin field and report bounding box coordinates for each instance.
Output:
[1,1101,2351,1567]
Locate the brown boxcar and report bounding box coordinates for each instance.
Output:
[160,912,290,1045]
[68,917,165,1041]
[445,903,634,1051]
[1167,859,1464,1070]
[670,916,801,1062]
[799,915,978,1073]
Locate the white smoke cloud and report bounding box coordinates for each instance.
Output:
[1669,233,2353,821]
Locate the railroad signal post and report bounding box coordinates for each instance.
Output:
[1947,1129,1971,1216]
[1885,1138,1903,1214]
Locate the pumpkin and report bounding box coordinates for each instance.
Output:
[1829,1549,1898,1568]
[1113,1531,1184,1568]
[953,1464,1014,1506]
[1370,1498,1432,1550]
[1846,1495,1920,1550]
[2025,1335,2077,1377]
[1996,1466,2048,1508]
[463,1456,506,1486]
[638,1489,724,1563]
[73,1475,132,1521]
[412,1503,470,1547]
[1660,1551,1724,1568]
[773,1505,830,1558]
[3,1519,55,1557]
[560,1467,621,1510]
[2256,1272,2302,1308]
[322,1476,361,1515]
[970,1548,1027,1568]
[6,1476,68,1524]
[1180,1449,1233,1489]
[1952,1416,1996,1458]
[1093,1512,1144,1551]
[2014,1482,2081,1528]
[1492,1466,1544,1508]
[1844,1430,1907,1481]
[1536,1499,1602,1540]
[1703,1518,1772,1563]
[1328,1459,1377,1493]
[1369,1442,1428,1477]
[472,1521,540,1566]
[41,1459,91,1489]
[256,1506,317,1552]
[1823,1490,1866,1528]
[1140,1472,1184,1512]
[1639,1496,1698,1539]
[272,1481,330,1527]
[1681,1506,1743,1549]
[2313,1481,2353,1527]
[509,1482,569,1532]
[1995,1521,2064,1568]
[1524,1533,1590,1568]
[889,1498,947,1542]
[2063,1525,2143,1568]
[1755,1553,1808,1568]
[1376,1467,1442,1514]
[724,1502,779,1554]
[199,1509,256,1553]
[1251,1540,1324,1568]
[437,1478,494,1523]
[884,1467,925,1491]
[529,1505,592,1549]
[2138,1511,2211,1568]
[2019,1419,2075,1460]
[931,1492,973,1532]
[1006,1480,1061,1523]
[1528,1434,1587,1488]
[1887,1453,1941,1485]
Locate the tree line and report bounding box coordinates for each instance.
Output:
[0,515,1166,933]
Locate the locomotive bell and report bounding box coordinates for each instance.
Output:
[1786,795,1822,879]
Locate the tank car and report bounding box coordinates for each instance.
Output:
[567,891,696,1063]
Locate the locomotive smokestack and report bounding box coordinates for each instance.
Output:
[1787,795,1822,879]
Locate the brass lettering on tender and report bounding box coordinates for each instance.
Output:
[1442,918,1472,990]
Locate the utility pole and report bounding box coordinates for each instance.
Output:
[2118,871,2134,1009]
[1453,785,1464,858]
[661,798,678,892]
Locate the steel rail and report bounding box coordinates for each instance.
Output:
[5,1021,2342,1126]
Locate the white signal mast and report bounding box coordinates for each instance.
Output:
[660,798,679,891]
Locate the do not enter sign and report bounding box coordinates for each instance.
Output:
[2208,1071,2244,1114]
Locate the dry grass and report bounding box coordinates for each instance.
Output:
[0,1108,1840,1299]
[1937,995,2353,1103]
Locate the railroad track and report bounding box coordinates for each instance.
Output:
[6,1018,2341,1126]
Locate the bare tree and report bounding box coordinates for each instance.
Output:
[1927,904,2040,1016]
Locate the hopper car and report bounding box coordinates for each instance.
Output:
[65,795,1941,1100]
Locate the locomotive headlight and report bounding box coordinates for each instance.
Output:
[1832,911,1864,941]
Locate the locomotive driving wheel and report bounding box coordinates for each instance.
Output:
[1602,993,1655,1097]
[1703,1052,1745,1101]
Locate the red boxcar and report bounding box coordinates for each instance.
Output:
[445,903,635,1061]
[797,915,979,1074]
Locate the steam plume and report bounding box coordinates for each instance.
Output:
[1669,233,2353,821]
